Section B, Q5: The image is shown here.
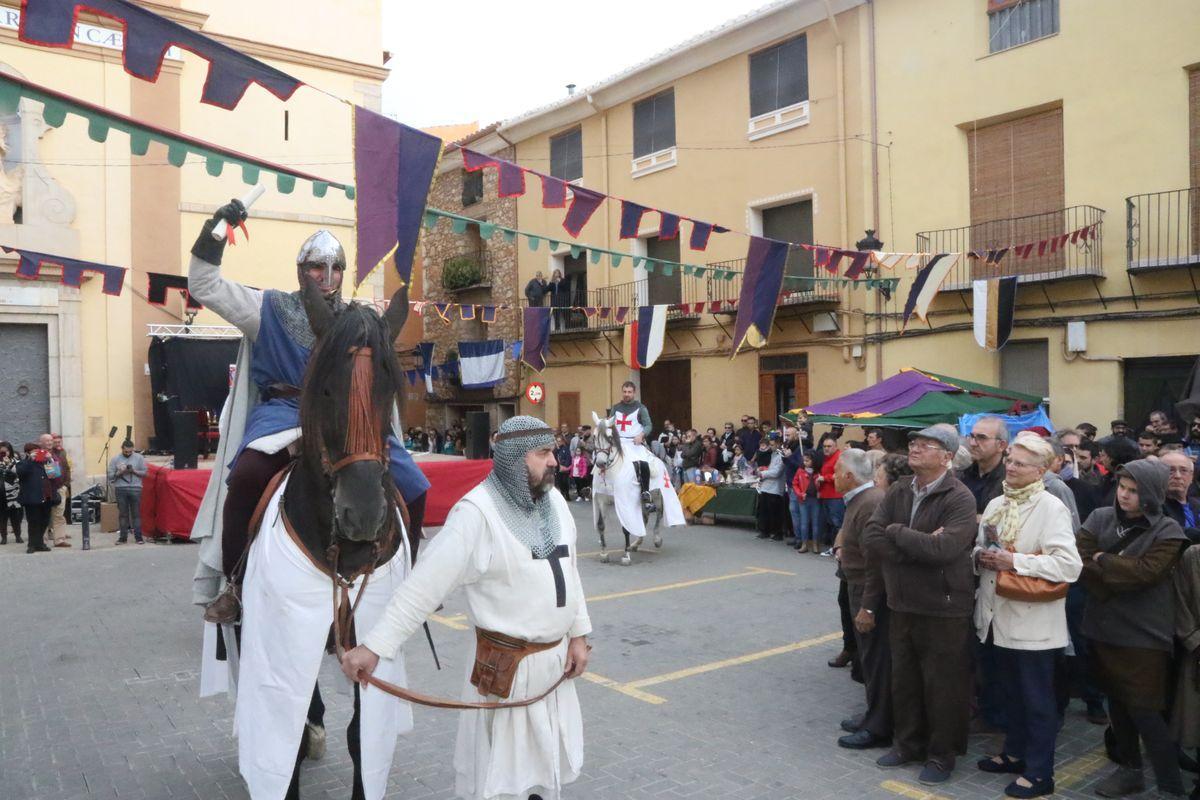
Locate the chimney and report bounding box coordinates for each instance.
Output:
[566,83,577,96]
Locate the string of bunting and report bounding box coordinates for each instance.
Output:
[422,207,900,292]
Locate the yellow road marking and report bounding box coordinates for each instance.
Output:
[586,566,794,602]
[880,780,951,800]
[435,565,795,626]
[578,671,668,705]
[625,632,842,689]
[429,613,469,631]
[1055,745,1108,789]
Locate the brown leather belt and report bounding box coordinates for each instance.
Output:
[330,550,570,710]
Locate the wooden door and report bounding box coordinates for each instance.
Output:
[758,373,776,425]
[558,392,580,431]
[640,360,691,431]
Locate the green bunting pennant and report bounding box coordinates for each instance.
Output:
[549,240,562,252]
[422,212,438,230]
[205,155,224,177]
[501,228,517,243]
[312,181,328,198]
[610,253,623,268]
[242,164,260,184]
[589,249,602,265]
[569,244,583,259]
[86,117,109,142]
[276,173,296,194]
[694,267,707,278]
[660,263,674,276]
[528,236,541,252]
[167,143,187,167]
[42,101,66,128]
[478,222,496,239]
[632,256,644,269]
[129,131,150,156]
[451,218,468,235]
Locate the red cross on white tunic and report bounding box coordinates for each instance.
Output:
[614,415,633,433]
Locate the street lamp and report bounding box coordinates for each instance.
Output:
[856,229,883,254]
[855,230,886,382]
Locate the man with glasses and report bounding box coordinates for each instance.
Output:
[863,426,977,786]
[958,417,1009,521]
[1161,451,1200,542]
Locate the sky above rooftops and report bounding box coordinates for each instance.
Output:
[382,0,770,129]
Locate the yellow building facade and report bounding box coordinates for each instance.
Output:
[0,0,387,484]
[872,0,1200,430]
[494,0,879,431]
[455,0,1200,434]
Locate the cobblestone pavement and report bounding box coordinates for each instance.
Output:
[0,505,1142,799]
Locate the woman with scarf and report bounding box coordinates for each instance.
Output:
[1078,458,1189,798]
[0,441,23,545]
[973,434,1082,798]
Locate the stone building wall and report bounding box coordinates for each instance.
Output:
[419,145,520,430]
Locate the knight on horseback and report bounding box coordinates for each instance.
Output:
[608,381,655,512]
[186,200,428,799]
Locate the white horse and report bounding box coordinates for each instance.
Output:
[589,412,681,565]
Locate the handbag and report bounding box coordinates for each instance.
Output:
[995,548,1068,603]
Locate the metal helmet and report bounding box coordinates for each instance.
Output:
[295,229,346,283]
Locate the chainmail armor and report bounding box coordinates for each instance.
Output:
[483,416,560,558]
[269,289,345,350]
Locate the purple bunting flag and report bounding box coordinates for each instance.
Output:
[353,106,442,286]
[619,201,649,239]
[480,305,498,324]
[844,251,871,280]
[659,212,680,240]
[19,0,303,109]
[7,246,125,296]
[731,236,789,354]
[562,186,604,236]
[498,162,526,198]
[522,307,552,371]
[539,174,567,208]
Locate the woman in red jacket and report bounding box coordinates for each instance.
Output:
[815,436,845,548]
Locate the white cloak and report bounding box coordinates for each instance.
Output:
[235,473,413,800]
[361,484,591,800]
[596,439,686,539]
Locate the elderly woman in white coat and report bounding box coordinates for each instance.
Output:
[973,434,1082,799]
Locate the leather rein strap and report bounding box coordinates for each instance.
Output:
[329,548,569,710]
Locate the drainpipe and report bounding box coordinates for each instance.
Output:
[823,0,853,342]
[587,93,618,404]
[866,0,883,382]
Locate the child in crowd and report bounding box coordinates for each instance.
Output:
[792,451,821,553]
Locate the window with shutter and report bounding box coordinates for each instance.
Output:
[550,127,582,183]
[967,107,1064,276]
[1000,340,1049,401]
[633,89,676,158]
[988,0,1059,54]
[749,35,808,117]
[762,200,815,279]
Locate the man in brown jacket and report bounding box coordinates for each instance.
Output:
[832,448,890,750]
[863,425,978,786]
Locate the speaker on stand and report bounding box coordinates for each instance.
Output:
[172,411,199,470]
[465,411,491,460]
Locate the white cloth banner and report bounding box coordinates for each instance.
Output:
[459,339,506,389]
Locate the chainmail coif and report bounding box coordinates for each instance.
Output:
[484,416,561,558]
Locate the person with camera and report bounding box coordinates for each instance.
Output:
[16,442,55,553]
[107,439,148,544]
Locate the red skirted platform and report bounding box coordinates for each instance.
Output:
[141,458,493,539]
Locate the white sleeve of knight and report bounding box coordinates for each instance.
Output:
[361,502,491,660]
[187,254,263,340]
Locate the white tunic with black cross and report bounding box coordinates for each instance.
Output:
[361,483,591,800]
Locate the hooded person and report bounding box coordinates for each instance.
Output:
[341,416,593,800]
[1076,459,1190,798]
[186,200,431,624]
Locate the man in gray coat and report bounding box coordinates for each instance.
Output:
[107,440,147,544]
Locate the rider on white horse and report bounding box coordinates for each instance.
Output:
[608,381,655,512]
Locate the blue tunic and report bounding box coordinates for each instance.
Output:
[230,290,429,502]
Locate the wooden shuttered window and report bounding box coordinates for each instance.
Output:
[550,127,582,183]
[633,89,676,158]
[967,107,1065,276]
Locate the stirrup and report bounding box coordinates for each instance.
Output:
[203,583,242,624]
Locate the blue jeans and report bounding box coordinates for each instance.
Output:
[819,497,845,545]
[995,646,1062,781]
[789,492,820,542]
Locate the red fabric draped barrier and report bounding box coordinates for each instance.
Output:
[140,458,493,538]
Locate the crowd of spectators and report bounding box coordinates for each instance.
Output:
[0,433,72,552]
[809,413,1200,798]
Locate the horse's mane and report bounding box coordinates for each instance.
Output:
[298,303,403,472]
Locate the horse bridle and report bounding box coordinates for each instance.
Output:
[318,347,387,478]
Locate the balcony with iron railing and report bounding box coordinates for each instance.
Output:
[441,248,495,292]
[1126,187,1200,272]
[915,205,1105,290]
[548,258,841,336]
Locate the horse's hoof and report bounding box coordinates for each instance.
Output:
[600,552,610,563]
[620,554,632,566]
[304,721,326,761]
[654,534,663,548]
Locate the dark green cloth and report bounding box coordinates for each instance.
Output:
[700,485,758,519]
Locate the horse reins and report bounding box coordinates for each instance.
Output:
[322,348,571,710]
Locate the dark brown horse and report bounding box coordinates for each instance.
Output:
[254,280,416,800]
